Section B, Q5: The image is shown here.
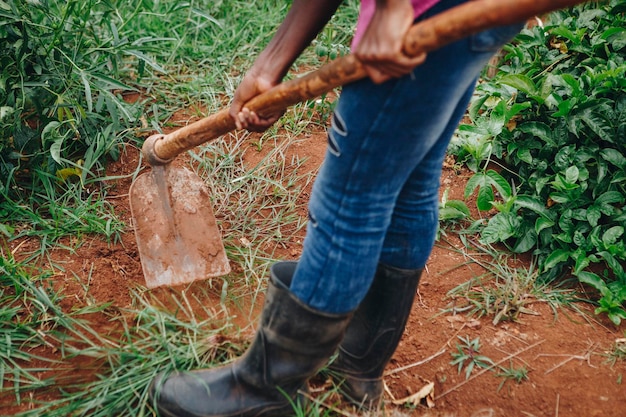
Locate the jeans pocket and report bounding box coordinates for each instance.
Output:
[470,23,525,52]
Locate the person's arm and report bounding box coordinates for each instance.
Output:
[230,0,343,131]
[231,0,427,131]
[354,0,427,83]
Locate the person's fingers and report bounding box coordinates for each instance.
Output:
[236,108,284,132]
[364,66,390,84]
[363,52,428,84]
[393,52,427,71]
[230,99,245,130]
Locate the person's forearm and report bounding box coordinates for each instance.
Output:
[251,0,344,83]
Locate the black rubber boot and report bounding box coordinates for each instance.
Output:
[150,261,352,417]
[328,263,423,410]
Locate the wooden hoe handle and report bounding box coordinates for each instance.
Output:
[144,0,589,165]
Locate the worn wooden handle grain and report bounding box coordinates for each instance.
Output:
[146,0,587,164]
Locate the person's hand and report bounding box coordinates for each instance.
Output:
[354,0,427,84]
[229,69,285,132]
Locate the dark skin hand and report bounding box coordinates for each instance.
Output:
[230,0,427,132]
[229,0,343,131]
[355,0,427,83]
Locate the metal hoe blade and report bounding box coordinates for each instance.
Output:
[129,165,230,288]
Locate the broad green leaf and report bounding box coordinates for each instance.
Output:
[586,205,602,227]
[608,311,626,326]
[519,121,554,144]
[464,173,483,199]
[554,146,574,170]
[513,229,536,253]
[440,206,469,221]
[477,186,494,212]
[596,191,625,205]
[517,147,533,164]
[479,212,520,244]
[49,140,63,165]
[598,251,625,277]
[543,249,571,270]
[468,95,490,121]
[553,98,575,118]
[506,102,532,120]
[552,174,579,191]
[516,196,551,218]
[577,271,608,292]
[565,166,579,184]
[578,9,606,29]
[555,232,573,244]
[610,171,626,185]
[535,217,555,234]
[602,226,624,246]
[559,74,583,98]
[486,169,512,199]
[41,121,67,165]
[602,27,626,50]
[573,230,586,247]
[535,177,550,195]
[599,148,626,169]
[573,251,591,275]
[580,108,614,139]
[597,160,608,183]
[550,26,579,44]
[499,74,538,97]
[549,192,570,204]
[444,200,471,216]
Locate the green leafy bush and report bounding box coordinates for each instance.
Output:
[0,0,147,201]
[451,1,626,324]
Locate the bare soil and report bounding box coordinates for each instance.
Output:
[4,122,626,417]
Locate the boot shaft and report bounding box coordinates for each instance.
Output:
[239,261,353,390]
[330,263,423,407]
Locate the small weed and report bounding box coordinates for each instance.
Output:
[496,362,529,392]
[450,336,495,380]
[605,337,626,366]
[438,188,472,239]
[439,188,472,223]
[442,242,584,325]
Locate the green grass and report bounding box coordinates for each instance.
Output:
[1,244,248,416]
[1,0,357,253]
[439,239,586,325]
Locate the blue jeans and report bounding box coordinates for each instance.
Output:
[290,0,523,314]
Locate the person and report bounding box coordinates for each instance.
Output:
[149,0,523,416]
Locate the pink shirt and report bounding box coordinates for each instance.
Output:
[352,0,441,48]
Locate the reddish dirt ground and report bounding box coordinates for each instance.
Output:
[4,122,626,417]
